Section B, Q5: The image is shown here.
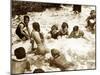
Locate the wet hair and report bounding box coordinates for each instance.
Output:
[14,47,26,59]
[73,26,79,31]
[51,25,58,30]
[32,22,44,39]
[62,22,68,29]
[33,68,45,73]
[24,15,29,21]
[51,49,60,57]
[32,22,40,32]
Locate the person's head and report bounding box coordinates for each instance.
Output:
[24,15,30,24]
[32,22,40,32]
[73,26,79,32]
[61,22,68,30]
[33,68,45,73]
[51,49,60,58]
[90,10,96,16]
[51,25,58,31]
[14,47,26,59]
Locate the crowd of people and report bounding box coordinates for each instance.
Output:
[11,9,96,74]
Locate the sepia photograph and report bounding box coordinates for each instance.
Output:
[11,0,96,74]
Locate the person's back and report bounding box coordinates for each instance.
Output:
[31,22,48,55]
[12,57,30,74]
[11,47,30,74]
[31,31,43,45]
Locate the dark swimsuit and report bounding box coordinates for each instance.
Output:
[16,22,27,39]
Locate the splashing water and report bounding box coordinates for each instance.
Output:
[12,5,95,71]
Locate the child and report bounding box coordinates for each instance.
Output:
[58,22,69,37]
[49,25,59,39]
[31,22,48,55]
[69,26,84,38]
[11,47,31,74]
[15,15,30,41]
[49,49,74,71]
[85,10,96,32]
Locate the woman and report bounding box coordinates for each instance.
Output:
[49,25,59,39]
[31,22,48,55]
[58,22,69,37]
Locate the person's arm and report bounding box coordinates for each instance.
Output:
[68,31,74,38]
[80,31,90,41]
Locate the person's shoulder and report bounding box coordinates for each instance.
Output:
[32,31,40,37]
[86,16,91,20]
[19,22,25,26]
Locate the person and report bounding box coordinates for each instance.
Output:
[33,68,45,73]
[31,22,48,55]
[69,26,84,38]
[11,47,31,74]
[15,15,30,41]
[49,25,59,39]
[58,22,69,37]
[85,10,96,33]
[48,49,74,71]
[73,5,81,14]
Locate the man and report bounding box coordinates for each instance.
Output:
[15,15,30,41]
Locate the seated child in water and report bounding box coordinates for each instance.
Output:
[31,22,48,55]
[58,22,69,37]
[86,10,96,32]
[11,47,31,74]
[49,25,59,39]
[69,26,84,38]
[48,49,74,71]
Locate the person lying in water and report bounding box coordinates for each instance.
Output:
[85,10,96,33]
[48,25,59,39]
[11,47,31,74]
[31,22,48,55]
[58,22,69,37]
[48,49,74,71]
